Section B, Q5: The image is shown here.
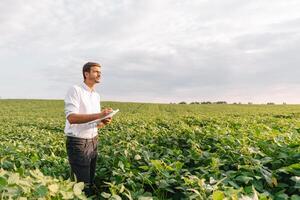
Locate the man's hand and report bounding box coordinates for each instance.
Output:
[96,118,112,128]
[99,108,113,119]
[97,108,113,128]
[102,117,112,125]
[96,122,105,128]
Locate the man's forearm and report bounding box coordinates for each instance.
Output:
[67,113,100,124]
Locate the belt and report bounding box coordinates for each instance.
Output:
[66,135,98,141]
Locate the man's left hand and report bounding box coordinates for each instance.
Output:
[97,118,112,128]
[102,117,112,125]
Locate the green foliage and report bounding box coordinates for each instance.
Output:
[0,100,300,199]
[0,168,86,199]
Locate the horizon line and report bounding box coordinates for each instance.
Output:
[0,98,299,105]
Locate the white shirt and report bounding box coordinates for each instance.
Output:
[64,82,101,139]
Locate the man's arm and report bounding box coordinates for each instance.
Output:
[67,108,112,124]
[67,113,100,124]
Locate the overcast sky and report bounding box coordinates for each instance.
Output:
[1,0,300,103]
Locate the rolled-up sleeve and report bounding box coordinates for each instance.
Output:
[64,86,80,118]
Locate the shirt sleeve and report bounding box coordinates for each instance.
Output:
[64,86,80,118]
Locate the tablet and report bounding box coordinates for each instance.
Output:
[87,109,119,126]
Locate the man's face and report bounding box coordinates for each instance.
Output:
[86,66,101,83]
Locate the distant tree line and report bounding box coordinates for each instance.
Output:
[178,101,228,105]
[173,101,286,105]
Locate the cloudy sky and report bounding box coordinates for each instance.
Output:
[1,0,300,104]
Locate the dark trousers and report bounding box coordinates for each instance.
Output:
[66,136,98,196]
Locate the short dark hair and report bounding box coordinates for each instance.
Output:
[82,62,101,79]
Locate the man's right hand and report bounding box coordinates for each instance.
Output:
[99,108,113,119]
[97,108,113,128]
[67,108,114,125]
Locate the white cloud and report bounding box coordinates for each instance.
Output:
[1,0,300,103]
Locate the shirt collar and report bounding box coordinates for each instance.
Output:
[81,82,95,92]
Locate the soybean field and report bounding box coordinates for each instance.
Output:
[0,100,300,199]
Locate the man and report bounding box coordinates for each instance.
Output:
[64,62,112,196]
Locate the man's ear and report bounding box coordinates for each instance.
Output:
[84,71,89,79]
